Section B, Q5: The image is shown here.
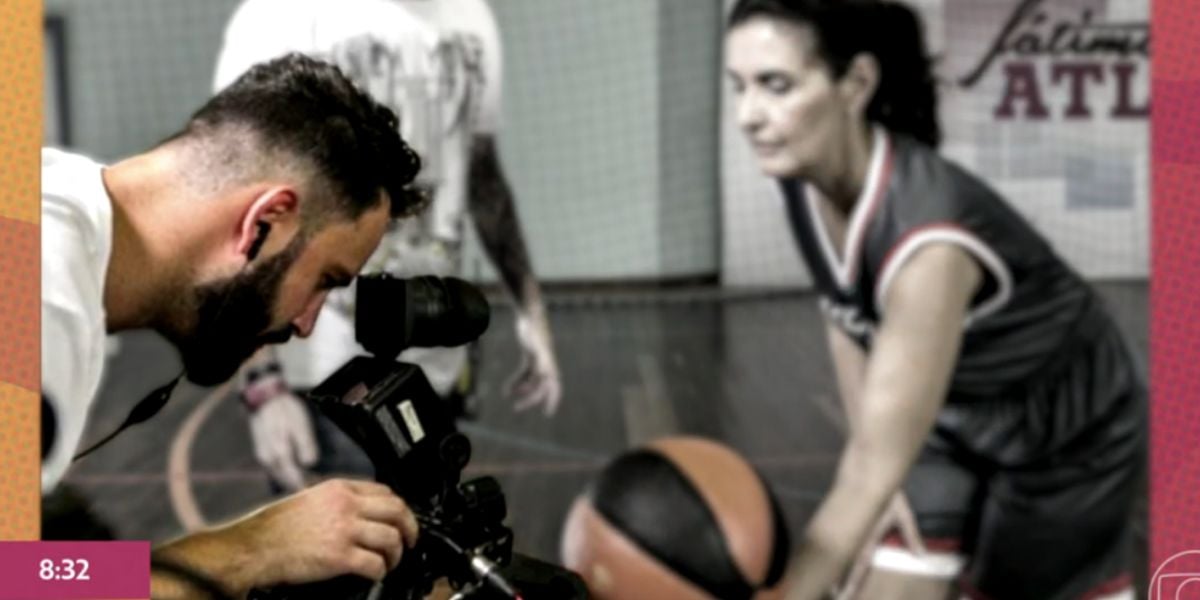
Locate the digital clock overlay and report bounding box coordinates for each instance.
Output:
[0,541,150,599]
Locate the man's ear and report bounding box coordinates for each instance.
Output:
[235,186,299,260]
[837,52,881,119]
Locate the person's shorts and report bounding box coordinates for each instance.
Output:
[879,324,1147,600]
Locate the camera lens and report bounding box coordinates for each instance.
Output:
[355,275,491,359]
[406,277,491,348]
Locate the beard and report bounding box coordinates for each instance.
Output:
[170,238,306,386]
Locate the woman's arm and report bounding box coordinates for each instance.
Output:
[826,321,867,432]
[824,321,926,599]
[786,243,982,600]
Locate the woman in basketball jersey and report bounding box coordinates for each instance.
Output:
[725,1,1145,599]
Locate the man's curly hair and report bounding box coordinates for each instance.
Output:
[179,52,428,227]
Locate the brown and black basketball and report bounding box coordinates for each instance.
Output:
[561,437,791,600]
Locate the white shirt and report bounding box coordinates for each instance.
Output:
[213,0,502,246]
[394,0,503,248]
[394,0,502,134]
[41,148,115,492]
[213,0,504,391]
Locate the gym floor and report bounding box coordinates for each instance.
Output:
[49,282,1149,595]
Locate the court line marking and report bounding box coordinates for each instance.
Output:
[166,381,231,533]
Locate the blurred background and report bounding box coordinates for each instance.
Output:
[42,0,1149,592]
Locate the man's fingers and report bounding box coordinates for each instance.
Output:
[356,495,420,548]
[339,479,395,497]
[510,371,561,417]
[354,521,405,570]
[511,384,544,412]
[344,548,389,582]
[504,363,533,396]
[512,399,539,412]
[513,381,553,413]
[507,363,539,398]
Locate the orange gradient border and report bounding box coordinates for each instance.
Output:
[0,0,43,541]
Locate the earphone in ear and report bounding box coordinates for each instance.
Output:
[247,222,271,262]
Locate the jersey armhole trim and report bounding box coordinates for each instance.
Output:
[873,223,1013,328]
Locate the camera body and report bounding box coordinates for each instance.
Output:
[308,356,514,598]
[255,275,587,600]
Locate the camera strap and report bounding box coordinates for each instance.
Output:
[72,373,183,461]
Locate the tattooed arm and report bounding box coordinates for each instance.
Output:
[466,134,561,415]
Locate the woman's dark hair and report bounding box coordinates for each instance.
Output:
[729,0,941,148]
[179,53,427,224]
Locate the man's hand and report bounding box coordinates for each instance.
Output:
[506,312,562,416]
[152,479,421,598]
[242,374,318,492]
[238,479,420,585]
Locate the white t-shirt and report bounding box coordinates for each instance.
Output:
[213,0,503,391]
[393,0,502,134]
[213,0,502,246]
[391,0,504,242]
[41,148,115,492]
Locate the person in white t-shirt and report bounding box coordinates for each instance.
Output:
[42,54,424,598]
[213,0,562,492]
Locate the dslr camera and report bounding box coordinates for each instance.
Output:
[254,275,587,600]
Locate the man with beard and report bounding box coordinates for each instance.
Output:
[42,54,423,598]
[212,0,563,493]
